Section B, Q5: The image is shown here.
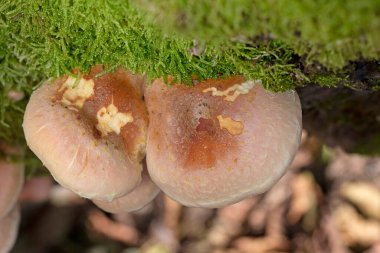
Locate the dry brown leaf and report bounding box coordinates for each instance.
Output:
[340,181,380,220]
[327,149,369,181]
[248,171,293,234]
[248,205,267,232]
[208,198,257,247]
[233,235,289,253]
[164,196,182,238]
[266,206,286,237]
[149,197,181,253]
[211,248,242,253]
[288,172,318,225]
[289,130,322,171]
[182,207,214,238]
[321,212,351,253]
[149,221,180,253]
[87,208,139,245]
[333,204,380,246]
[141,243,172,253]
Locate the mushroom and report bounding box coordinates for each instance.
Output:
[144,76,302,208]
[23,66,149,201]
[0,205,20,253]
[0,145,24,219]
[93,161,160,213]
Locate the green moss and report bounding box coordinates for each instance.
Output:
[133,0,380,69]
[306,71,355,88]
[1,0,306,90]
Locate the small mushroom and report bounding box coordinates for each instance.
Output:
[0,160,24,219]
[93,162,160,213]
[0,205,21,253]
[23,66,149,201]
[145,77,302,207]
[0,147,24,219]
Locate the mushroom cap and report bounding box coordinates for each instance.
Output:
[0,205,20,253]
[145,77,302,208]
[23,66,148,201]
[0,160,24,219]
[93,163,160,213]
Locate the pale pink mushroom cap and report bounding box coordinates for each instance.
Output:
[145,77,302,208]
[23,67,148,201]
[0,160,24,219]
[0,205,20,253]
[93,167,160,213]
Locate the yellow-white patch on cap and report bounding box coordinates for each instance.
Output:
[203,80,257,102]
[217,115,244,135]
[59,77,95,109]
[96,103,133,136]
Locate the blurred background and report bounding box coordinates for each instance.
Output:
[2,1,380,252]
[11,130,380,253]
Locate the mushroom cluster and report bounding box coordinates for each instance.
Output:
[0,144,24,253]
[23,66,302,211]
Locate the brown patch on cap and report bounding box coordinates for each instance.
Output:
[196,118,216,135]
[184,134,215,169]
[186,117,233,169]
[83,66,148,159]
[146,77,243,171]
[182,115,237,169]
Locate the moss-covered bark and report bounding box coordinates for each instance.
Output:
[0,0,380,171]
[133,0,380,69]
[299,85,380,155]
